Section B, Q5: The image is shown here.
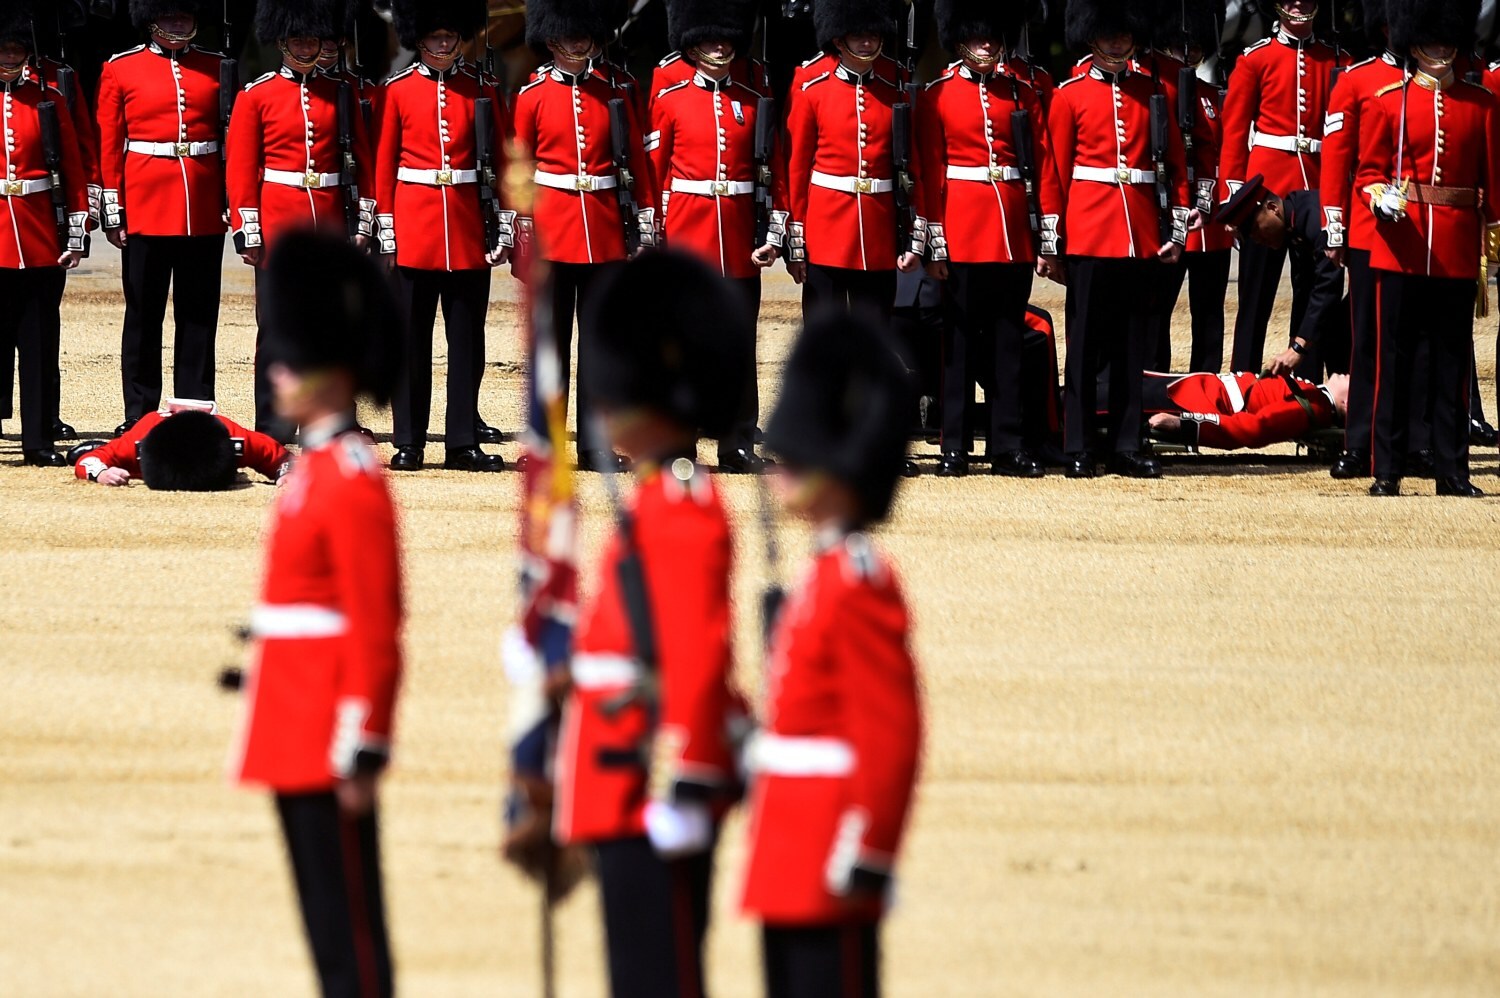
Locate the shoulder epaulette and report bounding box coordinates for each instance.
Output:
[1374,80,1405,97]
[1461,79,1493,96]
[840,533,884,583]
[1242,37,1272,56]
[800,53,828,69]
[1056,73,1086,90]
[656,79,691,100]
[1490,60,1500,73]
[334,434,380,478]
[801,71,831,91]
[925,67,957,90]
[658,51,682,68]
[384,64,418,85]
[518,75,546,95]
[244,71,276,91]
[108,44,146,62]
[872,72,897,89]
[1345,56,1375,72]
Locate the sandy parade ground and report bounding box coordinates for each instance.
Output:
[2,242,1499,996]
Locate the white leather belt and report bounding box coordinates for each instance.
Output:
[0,177,53,197]
[264,168,345,189]
[571,653,641,690]
[534,169,618,192]
[126,140,220,157]
[1253,132,1321,154]
[670,178,755,196]
[811,171,894,194]
[397,167,478,186]
[946,164,1021,182]
[746,733,856,777]
[251,604,349,639]
[1072,166,1156,185]
[1218,374,1247,414]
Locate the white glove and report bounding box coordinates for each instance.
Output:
[644,799,712,859]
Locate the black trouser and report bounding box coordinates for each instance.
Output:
[120,234,222,420]
[0,268,64,450]
[595,835,715,998]
[390,266,489,451]
[1372,271,1473,480]
[250,267,294,441]
[801,264,896,325]
[891,270,943,432]
[1231,237,1314,374]
[1343,248,1377,460]
[940,262,1033,456]
[1064,257,1154,455]
[1,271,69,424]
[719,275,762,457]
[1154,249,1232,373]
[550,260,616,455]
[274,792,392,998]
[763,923,881,998]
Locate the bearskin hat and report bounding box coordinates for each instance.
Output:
[57,0,87,30]
[666,0,757,54]
[1386,0,1474,52]
[937,0,1019,52]
[261,232,404,408]
[580,251,753,440]
[524,0,615,53]
[1350,0,1390,49]
[765,311,915,525]
[129,0,201,30]
[1065,0,1151,51]
[1153,0,1223,54]
[391,0,486,49]
[255,0,341,43]
[812,0,902,49]
[140,411,237,492]
[0,0,33,48]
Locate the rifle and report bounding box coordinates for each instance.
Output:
[474,96,503,259]
[37,101,72,254]
[219,58,238,164]
[336,82,361,241]
[1149,93,1173,245]
[53,65,77,113]
[753,96,776,249]
[1177,65,1197,173]
[1011,106,1042,250]
[607,97,642,256]
[892,97,917,252]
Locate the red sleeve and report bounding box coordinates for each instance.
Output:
[784,83,818,225]
[646,96,672,222]
[374,81,400,223]
[65,78,102,190]
[1319,75,1360,238]
[1353,96,1392,216]
[51,90,89,218]
[74,412,159,478]
[912,86,944,228]
[1196,400,1319,449]
[1028,84,1063,226]
[1218,53,1259,197]
[95,61,126,212]
[625,94,655,213]
[218,415,290,479]
[1484,97,1500,230]
[224,85,263,245]
[511,86,538,213]
[1046,88,1076,242]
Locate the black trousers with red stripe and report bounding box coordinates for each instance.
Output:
[763,922,882,998]
[275,791,393,998]
[939,262,1034,457]
[595,835,715,998]
[1063,256,1154,455]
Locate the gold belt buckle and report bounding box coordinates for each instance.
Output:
[174,142,191,157]
[573,174,595,192]
[855,177,873,194]
[302,172,322,188]
[3,180,22,196]
[712,180,730,196]
[1116,168,1132,183]
[988,166,1005,181]
[435,170,454,186]
[1296,137,1312,153]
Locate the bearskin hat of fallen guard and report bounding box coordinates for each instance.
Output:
[0,0,34,48]
[580,251,753,439]
[261,232,404,407]
[255,0,341,44]
[1065,0,1151,52]
[1386,0,1477,53]
[813,0,902,49]
[765,311,916,525]
[666,0,757,55]
[140,411,237,492]
[391,0,486,49]
[937,0,1021,51]
[525,0,615,53]
[1152,0,1224,54]
[129,0,202,30]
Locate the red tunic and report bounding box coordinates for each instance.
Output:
[553,464,741,845]
[1318,53,1405,253]
[511,63,654,266]
[1182,74,1234,254]
[1153,371,1337,449]
[95,43,228,237]
[1355,77,1500,280]
[741,532,922,926]
[225,67,376,254]
[784,63,905,271]
[230,424,403,792]
[0,75,89,269]
[374,61,508,272]
[74,404,290,481]
[29,59,102,215]
[1048,63,1191,259]
[1219,30,1345,201]
[647,71,765,278]
[914,63,1059,265]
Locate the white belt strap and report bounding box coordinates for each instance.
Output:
[1072,166,1157,185]
[811,171,894,194]
[946,164,1021,183]
[534,169,619,192]
[126,140,220,157]
[251,604,350,639]
[264,169,345,189]
[1218,374,1247,413]
[746,733,856,777]
[669,178,756,196]
[1252,132,1322,154]
[0,177,53,197]
[570,653,642,690]
[396,167,479,186]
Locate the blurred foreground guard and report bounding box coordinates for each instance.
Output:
[1356,0,1498,498]
[0,0,88,467]
[96,0,228,437]
[743,311,923,998]
[227,233,405,998]
[553,251,752,998]
[74,399,291,486]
